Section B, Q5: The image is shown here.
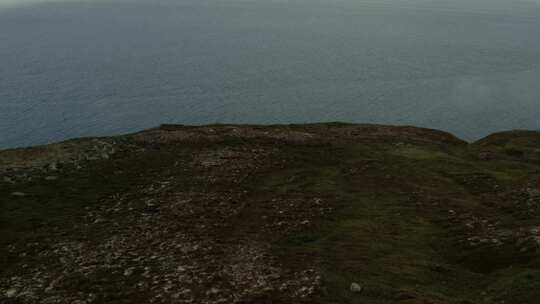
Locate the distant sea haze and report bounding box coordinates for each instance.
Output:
[1,0,540,148]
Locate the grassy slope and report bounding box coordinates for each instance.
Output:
[2,124,540,303]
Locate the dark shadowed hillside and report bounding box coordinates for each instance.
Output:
[2,123,540,303]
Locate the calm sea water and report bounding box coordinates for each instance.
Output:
[2,0,540,148]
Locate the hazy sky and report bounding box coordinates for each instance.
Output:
[0,0,67,5]
[0,0,117,9]
[2,0,540,7]
[0,0,78,8]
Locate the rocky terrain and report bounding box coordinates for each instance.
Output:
[2,123,540,304]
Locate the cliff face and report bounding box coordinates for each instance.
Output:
[2,123,540,304]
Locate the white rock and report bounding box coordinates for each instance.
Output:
[11,192,26,197]
[350,282,363,293]
[5,288,18,298]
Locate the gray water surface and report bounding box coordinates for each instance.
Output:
[2,0,540,148]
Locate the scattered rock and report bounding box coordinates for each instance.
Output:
[5,288,18,298]
[124,267,135,276]
[3,177,14,183]
[4,124,540,303]
[350,282,363,293]
[48,162,58,170]
[206,287,220,295]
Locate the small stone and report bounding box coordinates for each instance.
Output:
[5,288,18,298]
[48,163,58,170]
[45,176,58,181]
[124,267,135,276]
[350,282,363,293]
[206,287,220,295]
[3,177,14,183]
[11,192,26,197]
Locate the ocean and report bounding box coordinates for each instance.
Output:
[2,0,540,148]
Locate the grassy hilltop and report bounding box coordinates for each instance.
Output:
[2,123,540,304]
